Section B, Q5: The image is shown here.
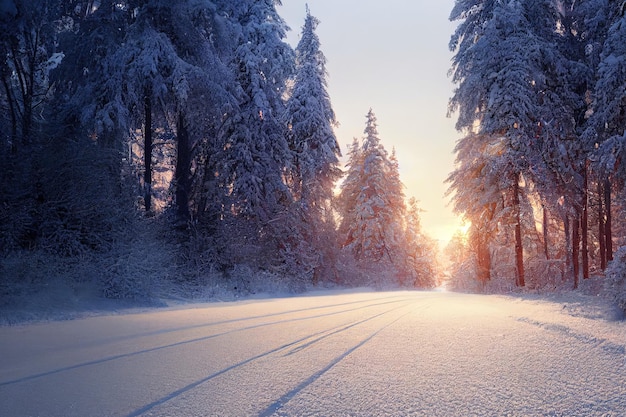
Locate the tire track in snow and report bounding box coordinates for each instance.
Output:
[87,294,413,346]
[121,300,416,417]
[0,297,414,387]
[256,306,415,417]
[515,317,626,357]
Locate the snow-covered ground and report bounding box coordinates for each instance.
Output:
[1,290,624,416]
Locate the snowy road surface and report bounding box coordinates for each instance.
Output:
[1,291,625,417]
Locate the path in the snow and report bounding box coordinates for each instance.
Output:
[1,290,624,416]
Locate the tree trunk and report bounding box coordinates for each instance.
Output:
[9,43,32,144]
[573,214,580,289]
[543,204,549,260]
[582,162,589,279]
[598,180,606,271]
[513,173,525,287]
[476,237,491,284]
[605,178,613,262]
[1,72,18,151]
[564,214,571,281]
[175,113,191,223]
[475,203,496,284]
[144,92,152,215]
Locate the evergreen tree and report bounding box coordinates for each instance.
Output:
[284,6,342,208]
[337,137,364,245]
[337,110,433,286]
[208,0,296,272]
[403,197,438,288]
[346,110,393,261]
[0,0,63,147]
[593,1,626,183]
[588,0,626,271]
[448,0,575,287]
[282,7,342,282]
[385,149,407,255]
[339,110,408,269]
[217,0,294,222]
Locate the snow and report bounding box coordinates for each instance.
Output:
[0,289,624,416]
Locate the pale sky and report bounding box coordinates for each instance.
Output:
[279,0,462,244]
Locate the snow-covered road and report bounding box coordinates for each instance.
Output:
[1,290,624,416]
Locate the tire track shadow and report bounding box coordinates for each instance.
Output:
[73,294,413,348]
[515,317,626,356]
[0,298,413,387]
[123,302,415,417]
[257,309,413,417]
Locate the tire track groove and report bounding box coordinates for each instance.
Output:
[123,301,415,417]
[257,305,417,417]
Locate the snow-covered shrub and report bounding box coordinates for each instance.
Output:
[605,246,626,315]
[97,219,175,300]
[525,258,566,290]
[0,251,63,307]
[177,221,220,283]
[228,265,307,295]
[447,257,482,293]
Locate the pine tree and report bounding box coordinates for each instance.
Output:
[590,0,625,269]
[216,0,294,221]
[284,6,342,208]
[593,2,626,181]
[384,148,408,266]
[349,110,391,261]
[0,0,63,147]
[337,110,434,285]
[448,0,572,287]
[337,137,364,245]
[209,0,296,271]
[282,7,342,282]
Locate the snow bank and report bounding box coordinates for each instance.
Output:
[605,246,626,315]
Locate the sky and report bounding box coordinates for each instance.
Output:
[278,0,462,244]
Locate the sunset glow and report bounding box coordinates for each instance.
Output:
[280,1,459,243]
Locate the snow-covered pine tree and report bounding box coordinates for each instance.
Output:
[340,110,395,264]
[0,0,62,147]
[63,1,233,218]
[213,0,296,271]
[384,148,407,265]
[592,1,626,287]
[337,110,429,286]
[285,6,341,208]
[593,1,626,180]
[445,132,502,283]
[402,197,438,288]
[282,7,342,282]
[337,137,364,245]
[149,1,234,222]
[448,0,570,287]
[0,0,69,253]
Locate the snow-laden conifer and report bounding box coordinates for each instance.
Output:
[593,3,626,180]
[448,0,573,286]
[284,7,341,207]
[278,7,342,281]
[216,0,295,223]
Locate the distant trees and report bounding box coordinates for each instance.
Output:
[337,110,438,288]
[447,0,626,293]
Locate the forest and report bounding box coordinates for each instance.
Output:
[2,0,626,317]
[444,0,626,312]
[0,0,438,308]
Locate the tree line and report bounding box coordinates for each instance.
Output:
[445,0,626,307]
[0,0,438,301]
